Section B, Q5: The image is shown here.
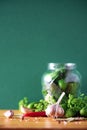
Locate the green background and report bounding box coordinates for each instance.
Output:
[0,0,87,109]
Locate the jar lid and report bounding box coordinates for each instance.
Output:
[48,63,61,70]
[65,63,76,70]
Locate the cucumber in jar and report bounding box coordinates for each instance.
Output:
[64,63,81,97]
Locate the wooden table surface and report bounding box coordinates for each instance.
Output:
[0,110,87,130]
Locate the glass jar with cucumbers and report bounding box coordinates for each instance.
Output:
[41,63,81,104]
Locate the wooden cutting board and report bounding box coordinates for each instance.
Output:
[0,110,87,130]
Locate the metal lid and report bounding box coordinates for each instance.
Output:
[48,63,62,70]
[65,63,76,70]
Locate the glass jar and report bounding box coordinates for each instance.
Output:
[41,63,65,104]
[64,63,81,97]
[41,63,81,104]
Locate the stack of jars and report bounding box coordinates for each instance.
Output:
[41,63,81,104]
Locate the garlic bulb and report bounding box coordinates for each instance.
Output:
[45,104,64,118]
[45,92,65,118]
[55,104,64,118]
[45,104,56,117]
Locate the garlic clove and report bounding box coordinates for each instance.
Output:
[4,110,14,118]
[20,106,32,114]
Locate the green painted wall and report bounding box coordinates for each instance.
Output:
[0,0,87,109]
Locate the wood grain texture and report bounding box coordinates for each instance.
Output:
[0,110,87,130]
